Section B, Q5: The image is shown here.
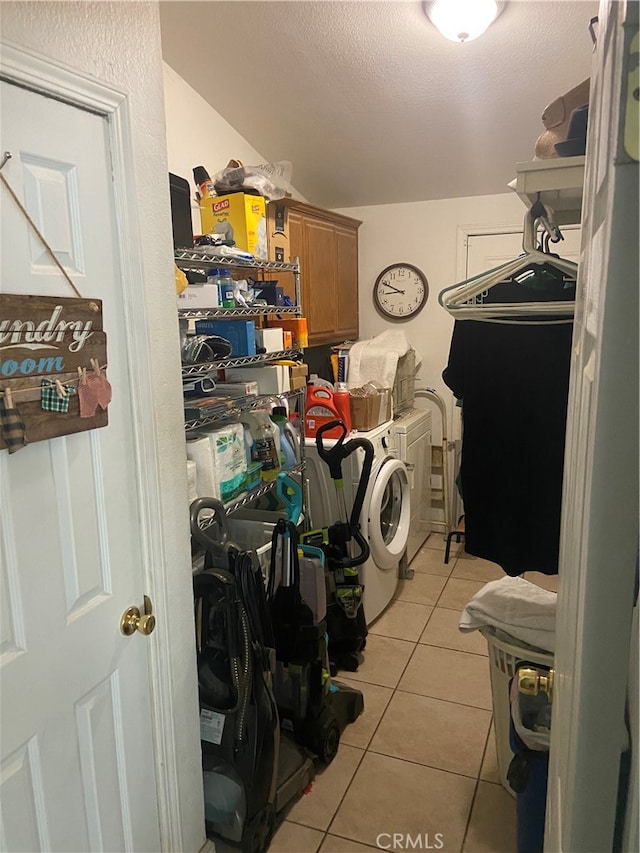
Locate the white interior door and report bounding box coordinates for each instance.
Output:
[546,2,639,850]
[0,81,161,852]
[466,226,582,278]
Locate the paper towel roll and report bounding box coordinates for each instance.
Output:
[186,459,198,505]
[203,423,247,503]
[186,436,219,500]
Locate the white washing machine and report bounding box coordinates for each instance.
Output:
[305,421,411,624]
[393,408,432,564]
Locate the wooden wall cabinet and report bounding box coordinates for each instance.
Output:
[271,200,361,347]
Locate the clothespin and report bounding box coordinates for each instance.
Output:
[55,379,66,400]
[77,366,88,386]
[90,358,101,377]
[4,387,14,409]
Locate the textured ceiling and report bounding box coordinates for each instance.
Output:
[160,1,598,208]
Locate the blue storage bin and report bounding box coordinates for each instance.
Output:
[195,319,256,357]
[507,671,552,853]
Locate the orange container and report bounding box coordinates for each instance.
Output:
[268,317,308,349]
[304,385,351,439]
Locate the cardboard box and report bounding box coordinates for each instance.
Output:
[177,284,220,310]
[266,200,291,263]
[225,365,290,395]
[267,317,308,349]
[199,193,267,258]
[288,362,309,390]
[350,389,392,431]
[210,381,259,397]
[256,328,284,353]
[195,319,256,358]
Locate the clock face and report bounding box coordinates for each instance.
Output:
[373,263,429,320]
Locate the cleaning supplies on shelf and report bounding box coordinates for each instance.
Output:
[193,165,216,200]
[241,410,281,482]
[276,472,303,525]
[271,406,297,470]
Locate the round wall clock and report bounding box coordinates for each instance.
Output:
[373,263,429,320]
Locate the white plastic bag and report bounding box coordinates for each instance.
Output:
[213,160,292,202]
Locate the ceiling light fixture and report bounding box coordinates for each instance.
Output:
[424,0,505,44]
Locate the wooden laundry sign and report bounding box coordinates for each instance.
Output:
[0,294,110,450]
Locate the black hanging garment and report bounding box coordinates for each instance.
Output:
[442,280,575,576]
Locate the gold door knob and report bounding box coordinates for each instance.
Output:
[518,666,554,702]
[121,595,156,636]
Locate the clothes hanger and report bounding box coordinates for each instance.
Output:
[439,205,577,324]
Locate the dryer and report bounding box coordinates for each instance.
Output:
[305,421,410,624]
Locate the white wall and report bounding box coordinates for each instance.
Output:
[163,61,307,233]
[1,4,203,851]
[335,192,526,441]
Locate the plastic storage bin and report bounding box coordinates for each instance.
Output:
[509,671,551,853]
[480,628,553,798]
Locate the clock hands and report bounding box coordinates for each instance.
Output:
[383,283,405,295]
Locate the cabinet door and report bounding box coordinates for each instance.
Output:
[278,208,303,307]
[303,216,338,345]
[334,225,359,341]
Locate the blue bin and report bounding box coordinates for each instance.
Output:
[507,672,552,853]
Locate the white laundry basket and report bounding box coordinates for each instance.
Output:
[481,628,554,798]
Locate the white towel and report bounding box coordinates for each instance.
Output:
[459,576,556,653]
[347,330,411,390]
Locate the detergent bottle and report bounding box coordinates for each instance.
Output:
[271,407,297,471]
[305,382,352,439]
[334,382,352,430]
[240,411,281,482]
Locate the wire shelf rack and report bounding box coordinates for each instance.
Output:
[181,349,302,377]
[184,387,304,432]
[195,464,304,527]
[175,249,299,273]
[178,305,301,319]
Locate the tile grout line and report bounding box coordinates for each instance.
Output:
[282,545,478,849]
[322,741,368,838]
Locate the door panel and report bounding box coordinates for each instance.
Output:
[303,217,337,339]
[335,226,359,340]
[545,3,639,850]
[466,227,582,278]
[0,81,160,852]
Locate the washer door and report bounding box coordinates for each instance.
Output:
[367,458,410,570]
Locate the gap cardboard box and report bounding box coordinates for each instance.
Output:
[199,193,267,259]
[350,388,392,431]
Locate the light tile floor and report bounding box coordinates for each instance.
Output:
[214,537,558,852]
[263,536,542,853]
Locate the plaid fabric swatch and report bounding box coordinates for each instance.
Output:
[0,397,27,454]
[41,380,77,413]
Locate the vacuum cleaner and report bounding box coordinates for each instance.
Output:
[191,498,314,853]
[301,420,373,674]
[267,518,364,764]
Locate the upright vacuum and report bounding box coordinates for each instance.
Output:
[191,499,314,853]
[302,420,373,673]
[267,518,364,764]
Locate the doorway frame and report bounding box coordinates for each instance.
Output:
[0,39,187,850]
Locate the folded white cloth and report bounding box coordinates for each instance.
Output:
[459,576,557,653]
[347,330,411,390]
